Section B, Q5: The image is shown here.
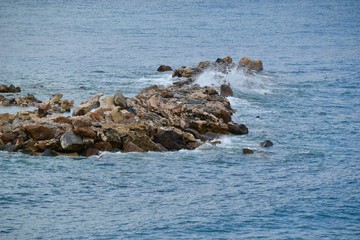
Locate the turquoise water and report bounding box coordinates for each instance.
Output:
[1,1,360,239]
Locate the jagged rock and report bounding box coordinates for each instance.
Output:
[15,94,40,107]
[172,67,198,78]
[73,126,97,139]
[99,95,115,109]
[260,140,273,148]
[113,92,127,109]
[227,122,249,135]
[125,132,161,152]
[123,141,145,152]
[154,127,195,151]
[220,84,233,97]
[24,125,56,140]
[60,131,84,152]
[239,57,263,72]
[157,65,172,72]
[73,93,103,116]
[0,84,21,93]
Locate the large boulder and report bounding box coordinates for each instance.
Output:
[24,124,56,140]
[113,92,127,109]
[60,131,84,152]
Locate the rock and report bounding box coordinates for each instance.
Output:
[223,56,233,64]
[197,61,211,70]
[157,65,172,72]
[24,125,56,140]
[125,132,161,152]
[123,141,145,152]
[154,128,187,151]
[227,122,248,135]
[113,92,128,109]
[73,93,103,116]
[42,148,59,157]
[239,57,263,72]
[99,95,115,109]
[172,67,198,78]
[73,126,97,139]
[0,84,21,93]
[60,131,84,152]
[260,140,273,148]
[93,141,113,152]
[83,148,100,157]
[243,148,254,154]
[220,84,233,97]
[15,94,40,107]
[0,139,5,150]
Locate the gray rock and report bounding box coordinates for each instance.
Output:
[260,140,273,148]
[60,131,84,151]
[113,92,128,109]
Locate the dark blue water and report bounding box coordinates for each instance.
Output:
[1,1,360,239]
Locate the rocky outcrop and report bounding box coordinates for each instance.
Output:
[0,84,21,93]
[0,94,40,107]
[0,57,257,157]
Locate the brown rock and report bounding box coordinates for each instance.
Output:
[93,141,113,152]
[123,141,145,152]
[25,125,56,140]
[73,93,103,116]
[227,122,248,135]
[83,148,100,157]
[239,57,263,72]
[73,126,97,139]
[220,84,233,97]
[157,65,172,72]
[243,148,254,154]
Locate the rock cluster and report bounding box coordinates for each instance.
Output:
[170,56,263,85]
[0,94,40,107]
[0,84,21,93]
[0,83,247,157]
[0,56,264,157]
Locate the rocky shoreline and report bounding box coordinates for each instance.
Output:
[0,57,267,157]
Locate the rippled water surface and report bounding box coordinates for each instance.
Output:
[1,0,360,239]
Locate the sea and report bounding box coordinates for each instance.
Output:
[1,0,359,239]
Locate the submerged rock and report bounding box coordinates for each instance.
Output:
[243,148,254,154]
[260,140,273,148]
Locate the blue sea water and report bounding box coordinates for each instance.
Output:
[1,0,360,239]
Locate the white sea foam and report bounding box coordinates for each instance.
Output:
[195,68,273,95]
